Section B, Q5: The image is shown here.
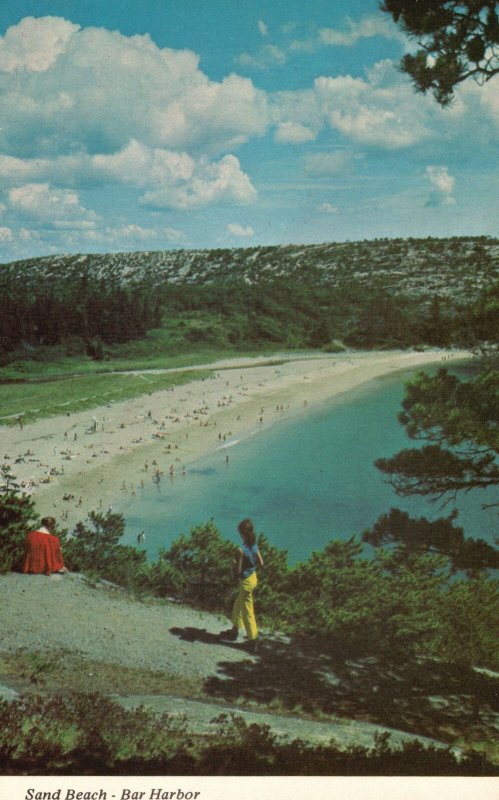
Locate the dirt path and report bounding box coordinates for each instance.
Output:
[0,572,244,678]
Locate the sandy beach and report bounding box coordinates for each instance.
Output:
[1,349,470,530]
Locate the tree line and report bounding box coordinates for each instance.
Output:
[0,274,163,358]
[1,270,497,362]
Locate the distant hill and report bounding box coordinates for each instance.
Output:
[1,236,498,357]
[2,235,498,302]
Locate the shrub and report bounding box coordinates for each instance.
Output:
[0,693,192,774]
[436,576,499,668]
[0,694,495,775]
[154,521,236,611]
[64,511,150,593]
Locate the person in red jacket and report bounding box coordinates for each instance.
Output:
[22,516,67,576]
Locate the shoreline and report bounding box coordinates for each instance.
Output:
[1,349,471,530]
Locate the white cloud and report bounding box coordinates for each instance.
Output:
[8,183,98,229]
[1,15,494,175]
[243,13,404,67]
[106,224,157,240]
[1,16,489,198]
[318,15,405,48]
[427,165,455,196]
[425,166,456,207]
[0,153,88,185]
[100,224,185,244]
[289,14,406,55]
[140,154,257,210]
[58,221,188,249]
[313,65,435,148]
[0,15,79,72]
[480,79,499,133]
[163,226,186,242]
[0,142,258,212]
[331,106,418,148]
[274,122,315,144]
[0,226,13,241]
[19,227,41,241]
[304,150,356,176]
[236,44,287,70]
[93,142,195,188]
[270,88,324,133]
[318,203,339,214]
[227,223,255,237]
[0,17,269,160]
[269,62,440,151]
[287,37,318,55]
[270,58,498,153]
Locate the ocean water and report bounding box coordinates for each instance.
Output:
[117,366,497,564]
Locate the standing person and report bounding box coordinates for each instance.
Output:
[221,518,263,652]
[22,517,67,576]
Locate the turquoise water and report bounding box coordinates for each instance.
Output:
[117,367,497,563]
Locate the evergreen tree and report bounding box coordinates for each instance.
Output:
[364,507,499,572]
[381,0,499,105]
[375,367,499,504]
[64,511,148,588]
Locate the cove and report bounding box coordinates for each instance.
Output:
[117,366,496,563]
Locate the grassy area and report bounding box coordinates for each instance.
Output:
[0,368,212,424]
[0,347,255,380]
[0,342,304,381]
[0,343,314,425]
[0,650,205,699]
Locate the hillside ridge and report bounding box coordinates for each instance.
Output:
[2,236,498,302]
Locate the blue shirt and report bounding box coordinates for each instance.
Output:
[241,543,260,578]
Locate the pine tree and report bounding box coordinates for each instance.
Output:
[381,0,499,105]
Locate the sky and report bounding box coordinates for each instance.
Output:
[0,0,498,263]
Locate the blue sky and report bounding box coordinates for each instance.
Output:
[0,0,497,262]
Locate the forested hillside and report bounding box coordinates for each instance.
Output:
[1,236,498,361]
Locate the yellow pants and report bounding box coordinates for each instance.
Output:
[232,572,258,640]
